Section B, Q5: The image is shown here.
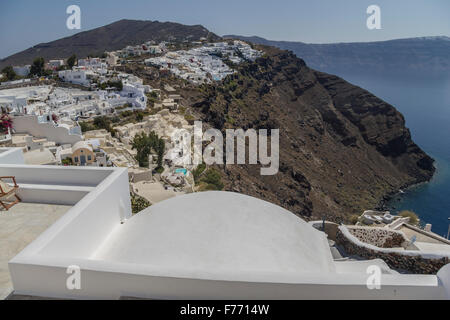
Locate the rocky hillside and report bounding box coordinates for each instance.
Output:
[0,19,220,69]
[225,35,450,79]
[186,46,434,222]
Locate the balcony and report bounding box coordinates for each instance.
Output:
[0,148,131,299]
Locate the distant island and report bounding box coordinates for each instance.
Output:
[224,35,450,79]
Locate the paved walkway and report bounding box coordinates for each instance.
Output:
[399,225,447,244]
[132,181,182,204]
[0,202,71,299]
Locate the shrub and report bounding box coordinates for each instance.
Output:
[184,114,195,124]
[399,210,419,225]
[192,163,206,183]
[79,121,96,133]
[1,66,16,81]
[131,193,151,214]
[348,215,360,225]
[61,158,73,166]
[199,168,224,190]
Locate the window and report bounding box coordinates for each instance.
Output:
[87,155,92,161]
[74,157,78,163]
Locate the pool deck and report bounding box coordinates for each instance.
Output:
[0,202,71,299]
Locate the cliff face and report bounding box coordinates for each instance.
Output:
[190,46,434,222]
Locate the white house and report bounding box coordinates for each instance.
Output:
[58,69,90,86]
[12,65,31,77]
[48,60,65,70]
[78,58,102,68]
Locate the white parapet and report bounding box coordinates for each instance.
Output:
[12,115,82,145]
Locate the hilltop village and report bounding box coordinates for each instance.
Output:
[0,39,262,209]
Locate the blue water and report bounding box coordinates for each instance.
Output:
[175,168,188,175]
[337,74,450,237]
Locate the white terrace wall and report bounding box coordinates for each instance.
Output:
[6,166,131,260]
[437,264,450,299]
[0,147,25,164]
[37,168,132,258]
[0,164,116,205]
[12,115,82,145]
[8,258,447,300]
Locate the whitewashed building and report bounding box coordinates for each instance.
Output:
[12,65,31,77]
[0,147,449,300]
[58,69,90,86]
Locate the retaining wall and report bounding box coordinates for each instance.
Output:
[336,226,449,274]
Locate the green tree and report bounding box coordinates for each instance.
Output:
[155,137,165,169]
[108,80,123,91]
[93,116,110,130]
[1,66,16,81]
[131,131,165,169]
[30,57,45,77]
[67,54,77,69]
[136,112,144,122]
[192,163,206,183]
[200,168,224,190]
[132,132,152,168]
[79,121,95,133]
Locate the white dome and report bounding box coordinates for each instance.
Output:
[98,191,335,282]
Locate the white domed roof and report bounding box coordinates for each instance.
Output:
[99,191,335,282]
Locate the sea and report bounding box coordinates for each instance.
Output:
[337,73,450,237]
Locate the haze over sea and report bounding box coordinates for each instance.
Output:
[340,73,450,237]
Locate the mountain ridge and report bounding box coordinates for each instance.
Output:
[0,19,220,69]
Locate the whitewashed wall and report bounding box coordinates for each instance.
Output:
[8,259,447,300]
[0,147,25,164]
[12,115,82,145]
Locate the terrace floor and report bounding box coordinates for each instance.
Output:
[399,225,448,244]
[0,202,71,299]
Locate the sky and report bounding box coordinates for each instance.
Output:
[0,0,449,59]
